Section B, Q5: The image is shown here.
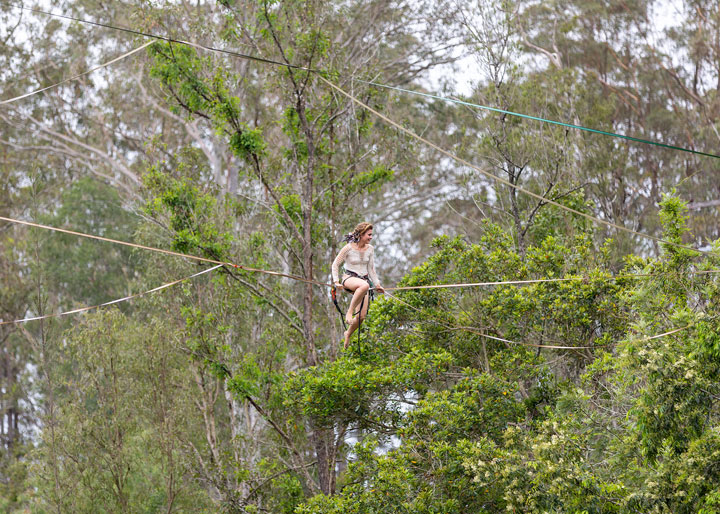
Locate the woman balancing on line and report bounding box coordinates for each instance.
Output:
[332,222,385,349]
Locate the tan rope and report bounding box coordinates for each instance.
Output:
[384,291,693,350]
[384,291,603,350]
[5,7,705,256]
[0,264,221,325]
[5,216,720,295]
[631,324,694,343]
[0,41,154,105]
[385,276,597,292]
[385,277,580,291]
[0,216,330,288]
[0,217,702,343]
[383,268,720,292]
[317,75,705,255]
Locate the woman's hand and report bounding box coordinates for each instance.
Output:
[375,285,385,294]
[334,282,343,289]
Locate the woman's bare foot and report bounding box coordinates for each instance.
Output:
[346,313,355,326]
[343,331,351,349]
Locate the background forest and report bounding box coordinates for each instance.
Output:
[2,0,720,512]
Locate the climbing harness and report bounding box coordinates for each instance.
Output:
[342,270,376,302]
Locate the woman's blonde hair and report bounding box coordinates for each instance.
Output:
[344,222,373,242]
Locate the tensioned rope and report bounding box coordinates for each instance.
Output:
[0,214,703,348]
[384,291,694,350]
[11,5,314,74]
[0,40,153,104]
[0,9,708,359]
[5,5,710,255]
[10,4,705,255]
[317,75,705,255]
[13,4,720,162]
[0,264,221,325]
[0,216,329,288]
[382,269,720,292]
[359,81,720,161]
[5,8,719,296]
[3,215,720,294]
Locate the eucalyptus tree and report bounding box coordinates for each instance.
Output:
[442,0,720,256]
[515,0,720,245]
[0,170,34,513]
[291,199,720,513]
[139,0,463,502]
[13,0,720,510]
[2,0,466,509]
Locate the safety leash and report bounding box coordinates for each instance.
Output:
[355,295,365,354]
[330,286,348,331]
[354,283,378,354]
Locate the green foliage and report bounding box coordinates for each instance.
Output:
[143,165,233,259]
[527,189,594,244]
[229,127,267,160]
[402,374,525,442]
[464,415,623,513]
[13,0,720,509]
[285,349,453,424]
[349,165,395,194]
[282,106,310,162]
[296,374,527,513]
[31,310,214,512]
[295,196,720,512]
[149,41,266,162]
[0,444,31,513]
[39,177,139,306]
[658,192,696,265]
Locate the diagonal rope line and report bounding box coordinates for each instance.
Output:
[0,41,153,104]
[385,291,693,350]
[12,5,314,73]
[632,324,694,344]
[5,215,720,295]
[317,75,705,255]
[385,291,607,349]
[0,264,221,325]
[0,216,330,288]
[2,5,706,351]
[10,4,709,254]
[3,7,716,284]
[360,81,720,161]
[14,4,720,162]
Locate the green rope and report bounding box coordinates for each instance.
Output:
[361,80,720,161]
[20,5,719,161]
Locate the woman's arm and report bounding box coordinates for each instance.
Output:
[332,244,350,285]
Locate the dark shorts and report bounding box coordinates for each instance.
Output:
[341,271,371,291]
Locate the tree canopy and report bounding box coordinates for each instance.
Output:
[2,0,720,512]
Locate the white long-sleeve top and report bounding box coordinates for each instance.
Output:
[332,244,381,286]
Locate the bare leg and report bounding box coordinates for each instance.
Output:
[343,293,368,349]
[346,290,371,349]
[358,291,370,324]
[343,278,369,326]
[343,316,359,349]
[342,278,369,349]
